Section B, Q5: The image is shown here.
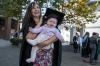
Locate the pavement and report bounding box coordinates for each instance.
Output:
[0,39,11,47]
[0,39,100,66]
[61,45,100,66]
[0,39,19,66]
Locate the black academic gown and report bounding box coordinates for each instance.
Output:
[52,41,62,66]
[19,22,33,66]
[19,23,62,66]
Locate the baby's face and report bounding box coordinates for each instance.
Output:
[47,18,57,27]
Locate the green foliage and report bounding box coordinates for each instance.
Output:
[0,0,47,19]
[52,0,63,8]
[10,37,22,46]
[10,38,19,46]
[38,0,47,7]
[63,0,99,28]
[0,0,28,19]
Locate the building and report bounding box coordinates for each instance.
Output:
[85,1,100,36]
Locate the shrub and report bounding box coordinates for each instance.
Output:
[10,38,22,46]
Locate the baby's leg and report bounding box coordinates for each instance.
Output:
[26,34,50,46]
[26,46,38,63]
[27,39,39,46]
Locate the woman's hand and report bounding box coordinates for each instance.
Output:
[37,36,57,48]
[26,32,37,40]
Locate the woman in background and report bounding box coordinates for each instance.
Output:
[89,32,98,65]
[81,32,90,62]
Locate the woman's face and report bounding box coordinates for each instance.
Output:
[31,4,40,17]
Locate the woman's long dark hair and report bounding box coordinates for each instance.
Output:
[83,32,90,38]
[21,2,41,38]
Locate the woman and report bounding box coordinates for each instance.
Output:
[73,33,79,53]
[82,32,90,57]
[81,32,90,62]
[90,32,98,64]
[19,2,62,66]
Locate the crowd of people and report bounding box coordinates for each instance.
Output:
[73,32,100,65]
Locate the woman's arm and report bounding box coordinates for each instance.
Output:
[26,32,37,39]
[37,36,57,48]
[55,29,64,42]
[29,27,42,33]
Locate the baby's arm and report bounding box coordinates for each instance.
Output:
[54,29,65,42]
[29,26,43,33]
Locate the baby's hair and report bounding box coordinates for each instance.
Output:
[45,14,58,20]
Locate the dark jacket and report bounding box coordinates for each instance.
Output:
[90,36,98,49]
[82,36,90,48]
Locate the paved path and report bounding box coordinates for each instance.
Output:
[0,39,19,66]
[61,45,100,66]
[0,39,100,66]
[0,39,11,47]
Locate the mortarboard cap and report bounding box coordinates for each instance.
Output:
[43,8,65,25]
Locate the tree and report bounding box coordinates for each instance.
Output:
[0,0,29,20]
[0,0,29,39]
[36,0,47,7]
[52,0,64,11]
[63,0,99,29]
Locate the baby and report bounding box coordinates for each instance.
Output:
[26,14,64,63]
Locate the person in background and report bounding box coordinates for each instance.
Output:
[78,35,83,53]
[77,34,83,53]
[89,32,98,65]
[94,33,99,63]
[97,33,100,57]
[81,32,90,62]
[73,33,79,53]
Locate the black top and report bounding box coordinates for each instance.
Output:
[82,36,90,48]
[73,36,78,42]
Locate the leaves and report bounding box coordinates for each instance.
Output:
[38,0,47,7]
[0,0,28,19]
[52,0,64,9]
[63,0,98,28]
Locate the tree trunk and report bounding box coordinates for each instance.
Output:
[5,17,11,40]
[80,26,85,37]
[70,26,76,43]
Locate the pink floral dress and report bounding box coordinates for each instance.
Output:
[33,48,53,66]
